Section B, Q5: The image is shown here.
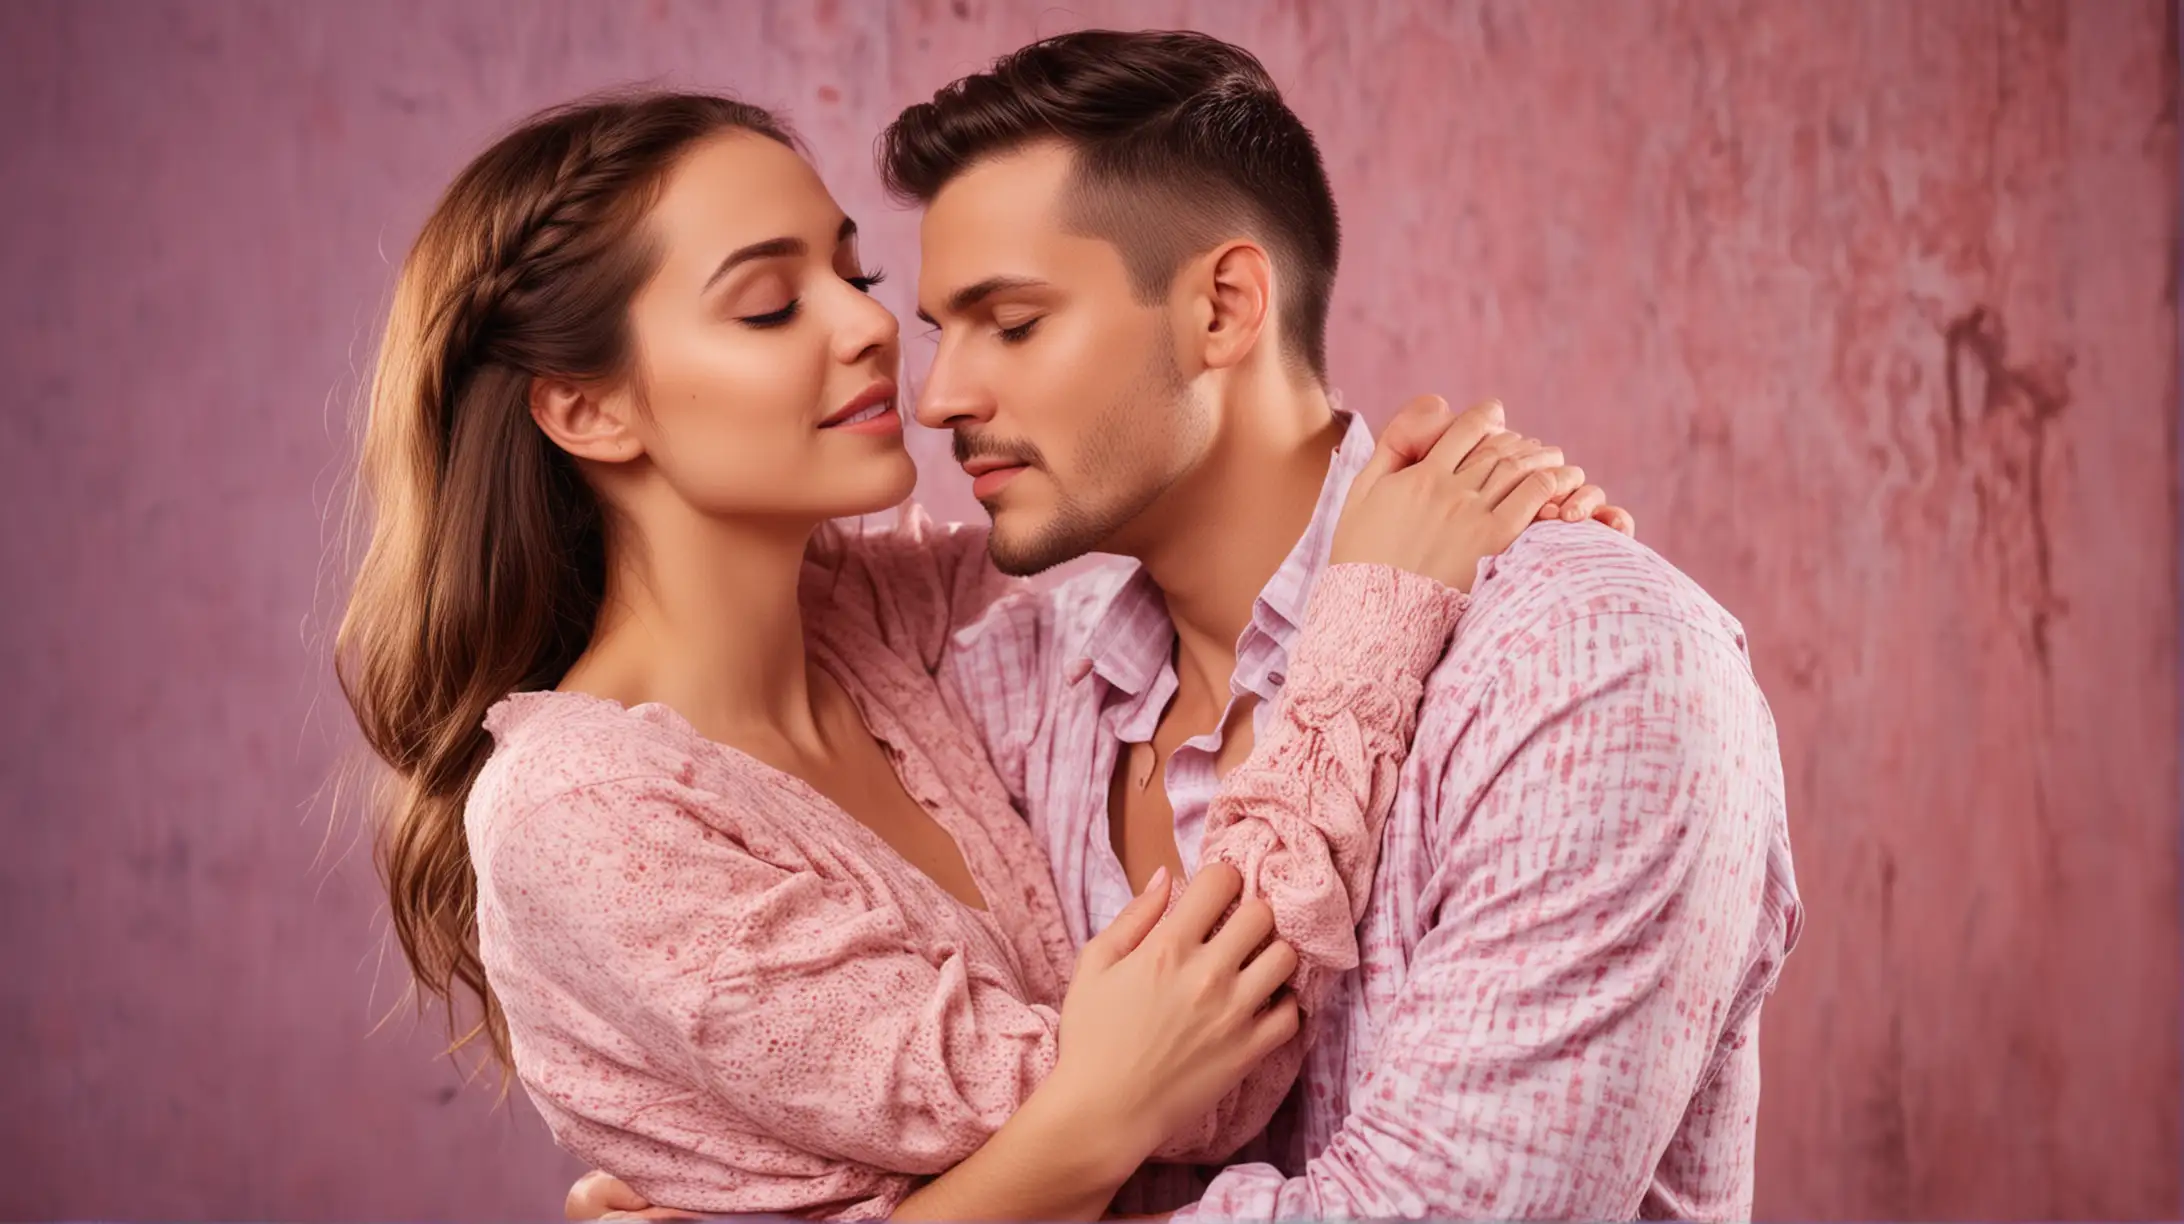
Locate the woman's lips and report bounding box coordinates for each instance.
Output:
[820,380,899,431]
[824,399,900,434]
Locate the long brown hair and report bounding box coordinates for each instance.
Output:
[336,91,794,1069]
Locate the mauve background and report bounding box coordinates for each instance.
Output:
[0,0,2177,1219]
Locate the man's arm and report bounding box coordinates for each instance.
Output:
[1177,607,1800,1221]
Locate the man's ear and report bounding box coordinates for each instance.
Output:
[530,375,643,464]
[1187,238,1275,372]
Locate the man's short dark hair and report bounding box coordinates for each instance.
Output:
[878,29,1341,382]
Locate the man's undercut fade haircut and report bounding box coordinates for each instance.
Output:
[879,29,1341,382]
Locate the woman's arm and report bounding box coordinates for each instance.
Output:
[1196,562,1467,1012]
[807,505,1016,674]
[491,776,1291,1219]
[1169,404,1629,1160]
[1199,399,1643,1008]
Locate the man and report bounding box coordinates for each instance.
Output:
[584,27,1799,1220]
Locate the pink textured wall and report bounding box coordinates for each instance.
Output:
[0,1,2173,1219]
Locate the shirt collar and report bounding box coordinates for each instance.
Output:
[1249,409,1376,644]
[1072,566,1173,697]
[1072,408,1376,695]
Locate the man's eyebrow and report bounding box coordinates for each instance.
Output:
[702,218,858,292]
[916,275,1052,327]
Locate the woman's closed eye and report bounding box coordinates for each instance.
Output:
[738,299,799,328]
[738,269,886,330]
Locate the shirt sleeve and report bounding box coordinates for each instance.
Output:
[805,507,1018,676]
[935,564,1467,1165]
[483,765,1356,1199]
[815,508,1058,809]
[933,581,1062,812]
[480,773,1063,1183]
[1175,609,1801,1221]
[1198,563,1467,1011]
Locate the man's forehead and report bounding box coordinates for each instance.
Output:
[919,144,1074,253]
[916,145,1119,311]
[930,140,1076,217]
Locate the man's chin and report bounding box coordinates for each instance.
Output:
[985,508,1098,577]
[986,532,1067,578]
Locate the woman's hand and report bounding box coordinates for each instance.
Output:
[1332,397,1634,591]
[1043,863,1301,1169]
[561,868,1292,1223]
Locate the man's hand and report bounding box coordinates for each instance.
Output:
[565,1170,692,1221]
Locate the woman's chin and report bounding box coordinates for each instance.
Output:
[831,450,920,517]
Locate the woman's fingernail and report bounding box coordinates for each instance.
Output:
[1146,866,1170,894]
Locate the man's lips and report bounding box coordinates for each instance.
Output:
[961,457,1030,500]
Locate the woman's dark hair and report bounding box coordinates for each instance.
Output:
[337,91,793,1068]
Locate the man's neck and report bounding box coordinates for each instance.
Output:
[1112,373,1343,702]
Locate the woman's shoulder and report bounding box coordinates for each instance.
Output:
[468,690,725,857]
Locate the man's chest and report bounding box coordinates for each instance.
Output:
[1023,664,1463,1131]
[1103,679,1262,893]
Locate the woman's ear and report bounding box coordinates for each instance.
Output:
[530,376,642,464]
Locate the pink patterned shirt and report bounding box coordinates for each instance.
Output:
[943,413,1804,1220]
[468,508,1463,1218]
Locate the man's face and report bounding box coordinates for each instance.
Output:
[913,141,1212,575]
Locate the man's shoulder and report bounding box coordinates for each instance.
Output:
[1419,525,1792,870]
[1462,522,1748,656]
[1409,523,1758,710]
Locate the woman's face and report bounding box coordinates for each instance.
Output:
[613,129,913,523]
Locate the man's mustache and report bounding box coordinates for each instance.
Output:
[951,430,1046,471]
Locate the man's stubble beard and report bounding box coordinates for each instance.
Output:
[986,339,1211,578]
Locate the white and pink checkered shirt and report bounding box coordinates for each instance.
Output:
[943,413,1803,1220]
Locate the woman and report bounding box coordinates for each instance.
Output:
[338,91,1625,1220]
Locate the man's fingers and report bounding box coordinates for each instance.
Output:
[1596,505,1637,536]
[568,1172,650,1221]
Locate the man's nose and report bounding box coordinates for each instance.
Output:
[914,344,991,431]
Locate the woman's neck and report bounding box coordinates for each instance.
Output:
[561,494,822,748]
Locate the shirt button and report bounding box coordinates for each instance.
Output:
[1268,671,1286,687]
